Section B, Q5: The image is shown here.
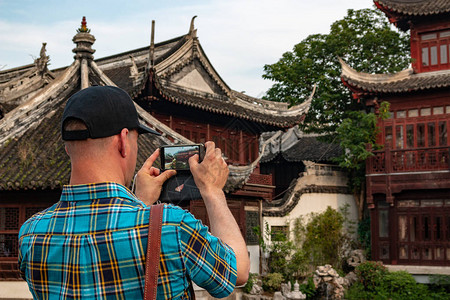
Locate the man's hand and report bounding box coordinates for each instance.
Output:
[189,141,229,198]
[135,148,176,206]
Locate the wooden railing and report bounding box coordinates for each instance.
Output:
[367,145,450,174]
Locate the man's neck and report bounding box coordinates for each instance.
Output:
[69,162,127,186]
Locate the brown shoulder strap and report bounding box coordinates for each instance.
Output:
[144,203,164,300]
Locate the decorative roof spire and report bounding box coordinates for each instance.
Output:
[77,16,90,33]
[72,16,96,60]
[149,20,155,68]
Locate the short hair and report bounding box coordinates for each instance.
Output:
[63,118,87,131]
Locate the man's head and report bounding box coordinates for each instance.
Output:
[62,85,159,141]
[61,86,160,186]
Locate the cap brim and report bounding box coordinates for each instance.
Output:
[138,124,161,136]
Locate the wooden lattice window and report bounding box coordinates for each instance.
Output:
[271,225,289,242]
[397,200,450,264]
[245,210,260,246]
[383,118,449,149]
[0,208,20,258]
[0,206,47,259]
[420,30,450,72]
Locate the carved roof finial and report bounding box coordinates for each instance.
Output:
[149,20,155,68]
[77,16,90,33]
[72,16,96,60]
[35,42,49,74]
[189,16,197,37]
[39,43,47,58]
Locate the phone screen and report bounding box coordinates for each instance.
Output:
[162,145,200,170]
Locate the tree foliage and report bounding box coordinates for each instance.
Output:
[334,101,390,192]
[262,7,410,135]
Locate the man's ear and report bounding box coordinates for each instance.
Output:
[118,128,129,158]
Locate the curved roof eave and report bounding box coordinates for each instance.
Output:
[375,0,450,17]
[340,57,450,94]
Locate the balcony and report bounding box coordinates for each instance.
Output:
[367,146,450,174]
[366,145,450,206]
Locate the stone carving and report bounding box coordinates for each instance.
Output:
[281,282,291,296]
[313,264,349,300]
[273,291,284,300]
[35,42,49,74]
[282,281,306,299]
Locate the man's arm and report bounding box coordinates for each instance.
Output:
[189,141,250,286]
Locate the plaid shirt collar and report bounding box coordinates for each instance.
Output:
[60,182,146,206]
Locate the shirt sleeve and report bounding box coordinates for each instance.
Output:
[17,221,30,281]
[178,210,237,298]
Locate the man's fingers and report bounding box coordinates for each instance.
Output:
[214,148,222,159]
[141,148,160,172]
[158,170,176,183]
[204,141,215,156]
[149,167,160,176]
[189,154,199,170]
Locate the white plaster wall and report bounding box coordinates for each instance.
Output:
[247,245,260,274]
[264,192,357,242]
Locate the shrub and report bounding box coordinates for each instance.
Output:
[299,276,317,299]
[262,272,284,293]
[429,275,450,293]
[355,261,387,292]
[243,273,259,294]
[347,263,450,299]
[382,271,428,300]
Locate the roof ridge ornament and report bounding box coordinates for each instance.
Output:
[148,20,155,69]
[188,16,197,38]
[77,16,91,33]
[72,16,96,61]
[35,42,49,75]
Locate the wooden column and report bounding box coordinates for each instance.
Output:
[239,130,245,164]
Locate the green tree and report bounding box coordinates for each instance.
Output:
[333,101,390,219]
[262,7,409,135]
[303,206,346,269]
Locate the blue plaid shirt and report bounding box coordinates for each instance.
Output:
[18,182,237,299]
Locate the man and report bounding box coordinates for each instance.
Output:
[18,86,249,299]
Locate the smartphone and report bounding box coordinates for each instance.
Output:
[160,144,205,171]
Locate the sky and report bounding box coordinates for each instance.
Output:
[0,0,375,98]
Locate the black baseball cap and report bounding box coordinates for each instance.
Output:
[62,85,160,141]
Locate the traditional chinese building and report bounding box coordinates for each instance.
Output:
[0,17,311,280]
[259,127,356,246]
[341,0,450,274]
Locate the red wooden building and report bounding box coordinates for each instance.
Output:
[341,0,450,270]
[0,18,311,279]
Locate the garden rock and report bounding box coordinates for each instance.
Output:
[250,279,263,295]
[344,271,358,286]
[347,249,366,267]
[313,264,348,300]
